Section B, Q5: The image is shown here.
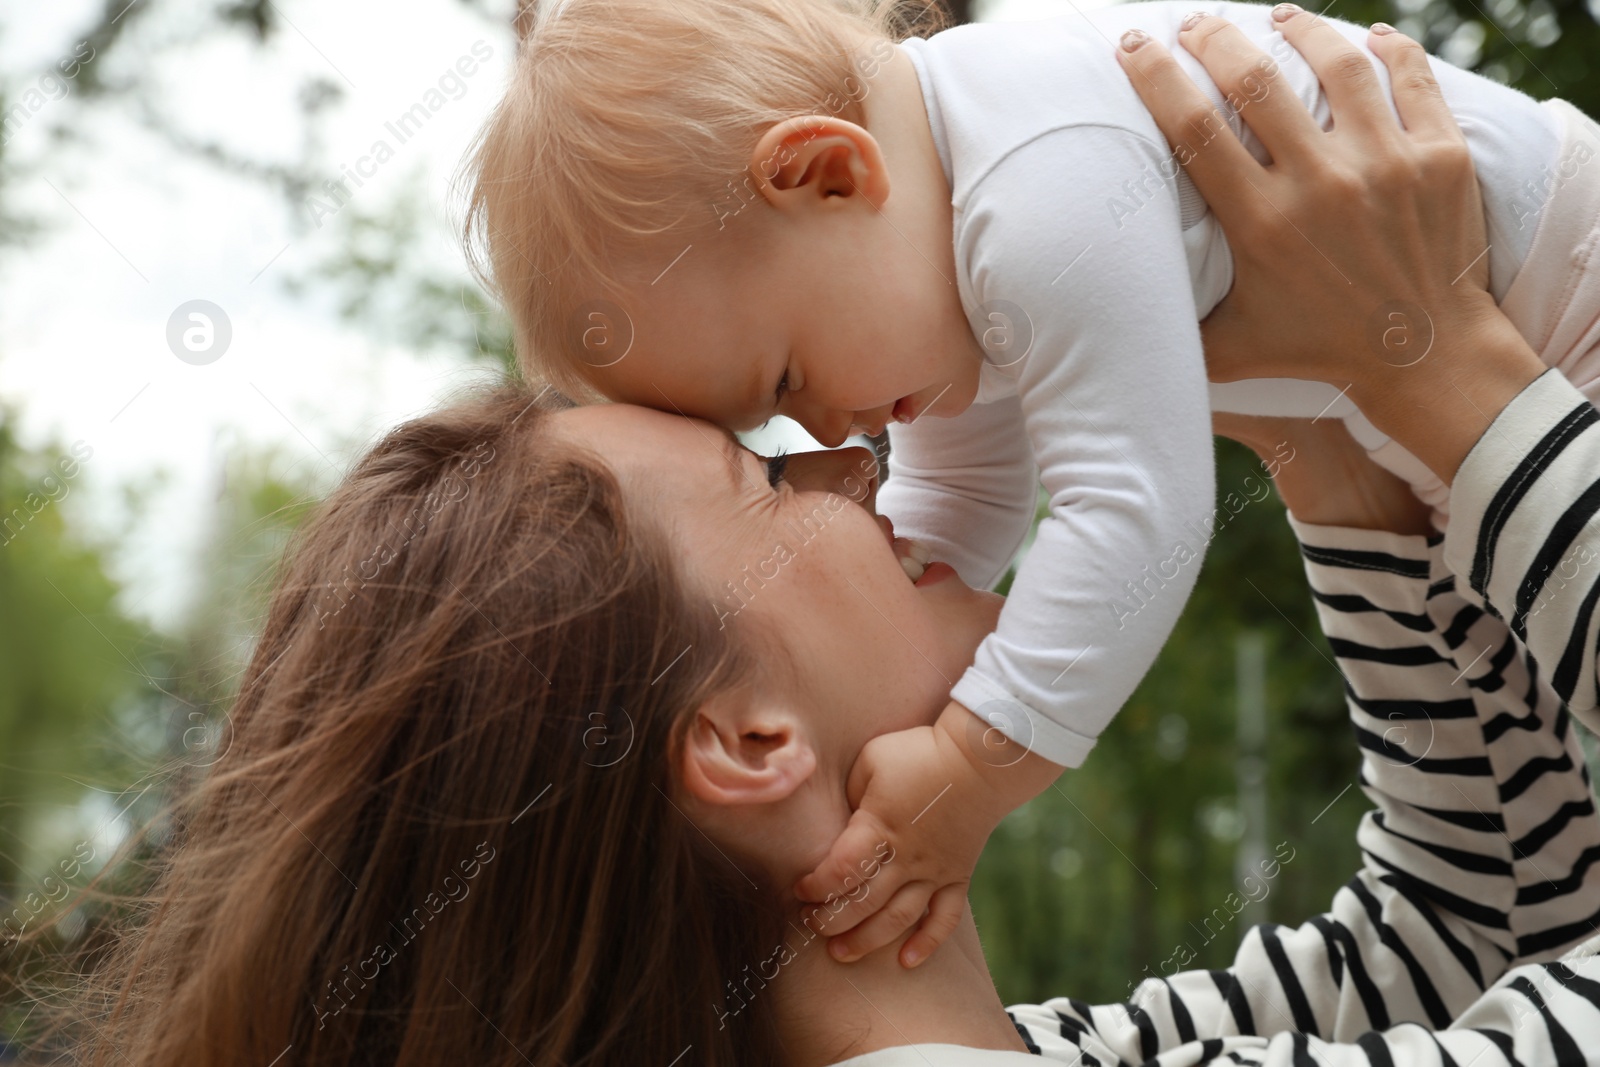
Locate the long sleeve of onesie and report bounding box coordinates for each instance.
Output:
[881,124,1217,768]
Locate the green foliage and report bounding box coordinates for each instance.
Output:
[0,434,322,1045]
[0,417,141,893]
[1384,0,1600,115]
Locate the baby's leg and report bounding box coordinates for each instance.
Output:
[1496,97,1600,421]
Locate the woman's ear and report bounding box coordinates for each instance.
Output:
[749,116,890,213]
[680,692,818,807]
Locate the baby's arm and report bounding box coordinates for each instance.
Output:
[878,392,1038,591]
[798,124,1219,962]
[950,122,1219,769]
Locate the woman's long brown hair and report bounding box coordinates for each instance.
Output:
[40,388,784,1065]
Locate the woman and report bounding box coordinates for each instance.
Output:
[30,20,1600,1067]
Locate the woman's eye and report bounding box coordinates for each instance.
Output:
[765,451,789,488]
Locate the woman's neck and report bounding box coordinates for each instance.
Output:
[767,905,1027,1067]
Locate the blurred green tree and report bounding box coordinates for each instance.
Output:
[0,436,322,1045]
[0,420,141,907]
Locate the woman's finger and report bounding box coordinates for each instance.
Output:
[1173,14,1324,168]
[1367,25,1457,143]
[827,881,935,963]
[1116,31,1265,207]
[1273,6,1394,138]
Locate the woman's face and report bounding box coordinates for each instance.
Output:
[555,404,1002,758]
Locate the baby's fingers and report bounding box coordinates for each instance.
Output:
[826,881,936,964]
[793,811,893,904]
[899,883,967,968]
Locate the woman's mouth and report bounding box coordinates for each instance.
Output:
[893,536,933,583]
[878,515,938,584]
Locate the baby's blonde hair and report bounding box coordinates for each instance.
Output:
[461,0,944,393]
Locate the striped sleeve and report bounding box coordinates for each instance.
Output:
[1443,369,1600,735]
[1004,515,1600,1066]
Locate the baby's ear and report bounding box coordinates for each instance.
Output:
[748,116,890,212]
[679,689,817,807]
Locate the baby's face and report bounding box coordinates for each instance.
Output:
[583,208,984,446]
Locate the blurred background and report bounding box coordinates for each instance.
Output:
[2,0,1598,1040]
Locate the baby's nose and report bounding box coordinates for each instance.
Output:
[803,411,855,449]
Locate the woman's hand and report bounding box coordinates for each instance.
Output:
[1117,9,1546,483]
[1215,412,1432,535]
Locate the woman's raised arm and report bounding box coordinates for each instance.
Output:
[1004,494,1600,1063]
[1123,8,1600,739]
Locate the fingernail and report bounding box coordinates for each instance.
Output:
[830,942,851,960]
[1272,3,1302,20]
[1120,28,1150,51]
[1370,21,1397,34]
[902,949,922,967]
[1180,10,1208,30]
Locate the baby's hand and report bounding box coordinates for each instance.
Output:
[794,700,1061,968]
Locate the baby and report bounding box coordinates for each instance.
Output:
[465,0,1600,965]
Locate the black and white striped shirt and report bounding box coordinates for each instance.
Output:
[838,370,1600,1066]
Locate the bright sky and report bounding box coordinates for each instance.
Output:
[0,0,1114,633]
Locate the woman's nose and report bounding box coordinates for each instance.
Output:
[788,401,855,448]
[781,446,879,510]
